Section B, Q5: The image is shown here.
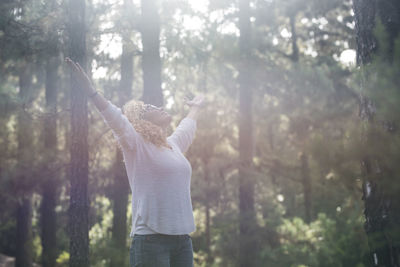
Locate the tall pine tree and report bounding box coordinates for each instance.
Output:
[238,0,257,266]
[67,0,89,265]
[353,0,400,265]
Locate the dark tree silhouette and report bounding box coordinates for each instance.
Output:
[109,1,134,265]
[353,0,400,266]
[67,0,89,265]
[15,63,34,267]
[238,0,257,266]
[40,2,60,266]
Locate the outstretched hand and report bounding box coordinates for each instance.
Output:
[65,57,95,94]
[184,95,206,108]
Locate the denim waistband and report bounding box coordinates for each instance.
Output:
[133,233,190,240]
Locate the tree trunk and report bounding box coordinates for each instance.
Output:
[353,0,400,266]
[288,12,312,224]
[119,4,135,104]
[140,0,163,106]
[67,0,89,265]
[15,61,33,267]
[40,41,59,267]
[16,197,32,267]
[353,0,377,66]
[110,150,129,267]
[41,180,58,267]
[110,17,133,265]
[203,159,213,265]
[289,12,299,62]
[238,0,257,266]
[300,152,312,224]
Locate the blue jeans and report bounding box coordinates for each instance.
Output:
[130,234,194,267]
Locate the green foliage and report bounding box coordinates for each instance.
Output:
[89,196,114,266]
[56,251,69,266]
[261,213,368,267]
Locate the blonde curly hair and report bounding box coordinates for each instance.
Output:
[122,99,171,149]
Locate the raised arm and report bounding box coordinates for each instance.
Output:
[168,95,205,153]
[65,57,138,150]
[65,57,108,111]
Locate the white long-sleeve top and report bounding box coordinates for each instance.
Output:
[99,100,197,236]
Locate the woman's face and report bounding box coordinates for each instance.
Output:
[142,104,172,129]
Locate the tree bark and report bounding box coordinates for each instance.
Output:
[289,12,299,62]
[67,0,89,265]
[353,0,400,266]
[110,13,133,264]
[288,13,312,224]
[40,11,60,265]
[41,58,59,267]
[238,0,257,266]
[16,197,32,267]
[110,150,129,267]
[300,152,312,224]
[140,0,163,106]
[15,61,33,267]
[353,0,377,66]
[203,159,213,265]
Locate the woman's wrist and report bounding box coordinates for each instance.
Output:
[187,106,201,120]
[86,84,97,96]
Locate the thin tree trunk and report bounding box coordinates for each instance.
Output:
[300,152,312,223]
[40,48,59,267]
[289,12,299,62]
[109,6,134,265]
[41,181,57,266]
[267,124,278,194]
[110,28,132,267]
[16,197,32,267]
[238,0,257,266]
[15,61,33,267]
[119,15,134,102]
[140,0,163,106]
[110,150,129,267]
[288,11,312,224]
[203,159,212,264]
[205,200,211,262]
[67,0,89,265]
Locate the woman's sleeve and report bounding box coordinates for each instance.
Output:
[98,100,139,151]
[168,117,197,153]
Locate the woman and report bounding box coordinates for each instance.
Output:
[65,57,204,267]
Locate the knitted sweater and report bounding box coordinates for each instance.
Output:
[99,100,197,236]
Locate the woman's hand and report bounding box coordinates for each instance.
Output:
[65,57,109,111]
[184,95,206,121]
[184,95,206,108]
[65,57,95,95]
